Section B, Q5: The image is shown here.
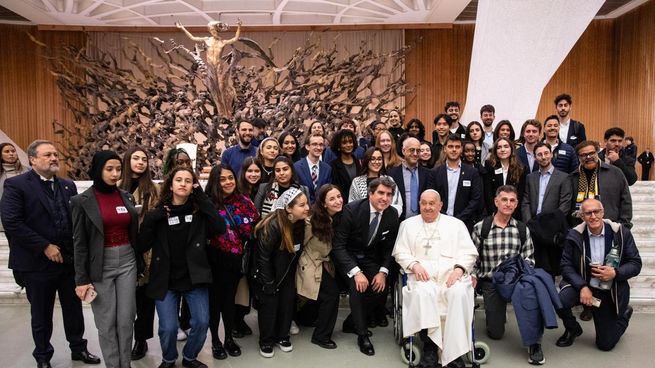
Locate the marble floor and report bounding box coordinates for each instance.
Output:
[1,305,651,368]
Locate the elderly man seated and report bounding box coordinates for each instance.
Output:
[392,190,478,368]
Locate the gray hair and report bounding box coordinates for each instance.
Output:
[402,137,420,150]
[368,176,396,196]
[26,140,55,159]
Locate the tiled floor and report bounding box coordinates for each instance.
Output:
[1,304,651,368]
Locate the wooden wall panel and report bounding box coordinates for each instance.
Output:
[0,25,85,155]
[614,0,655,175]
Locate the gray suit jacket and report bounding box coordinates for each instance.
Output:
[71,187,139,285]
[522,168,572,221]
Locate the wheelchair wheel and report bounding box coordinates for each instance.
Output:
[469,341,490,364]
[400,340,421,366]
[393,279,404,345]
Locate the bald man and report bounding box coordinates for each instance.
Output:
[388,137,435,220]
[392,190,478,368]
[556,198,641,351]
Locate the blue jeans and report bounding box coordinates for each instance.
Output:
[155,288,209,363]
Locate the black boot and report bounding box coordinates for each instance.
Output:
[131,340,148,360]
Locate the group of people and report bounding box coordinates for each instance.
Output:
[0,92,643,368]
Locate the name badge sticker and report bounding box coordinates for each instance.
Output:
[293,243,301,252]
[185,215,193,223]
[558,150,567,155]
[116,206,128,214]
[495,168,503,175]
[463,180,471,187]
[570,135,577,140]
[168,216,180,226]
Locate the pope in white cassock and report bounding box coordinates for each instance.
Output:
[392,190,478,368]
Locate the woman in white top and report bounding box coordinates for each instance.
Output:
[348,147,403,216]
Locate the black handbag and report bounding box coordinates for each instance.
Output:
[223,205,252,275]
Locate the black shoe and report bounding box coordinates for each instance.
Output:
[447,356,466,368]
[528,343,545,365]
[311,338,337,349]
[238,320,253,335]
[259,343,274,358]
[342,320,373,336]
[556,324,583,347]
[224,337,242,357]
[231,329,244,338]
[182,358,208,368]
[418,350,438,368]
[357,335,375,356]
[37,362,52,368]
[158,362,175,368]
[367,319,377,328]
[71,350,101,364]
[212,342,227,360]
[131,340,148,360]
[377,317,389,327]
[624,305,634,322]
[580,306,593,321]
[277,338,293,352]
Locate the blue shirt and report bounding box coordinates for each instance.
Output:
[536,165,554,214]
[446,161,461,216]
[401,163,419,218]
[588,227,605,288]
[221,144,256,174]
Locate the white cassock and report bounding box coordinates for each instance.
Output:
[392,214,478,366]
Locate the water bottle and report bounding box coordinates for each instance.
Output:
[599,246,620,290]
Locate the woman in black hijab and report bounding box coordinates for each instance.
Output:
[71,150,140,368]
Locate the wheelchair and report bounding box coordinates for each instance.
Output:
[392,271,490,367]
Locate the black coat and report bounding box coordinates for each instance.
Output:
[561,221,641,315]
[330,156,361,201]
[563,119,586,148]
[331,199,399,276]
[253,219,304,294]
[481,160,526,219]
[598,149,638,185]
[137,188,226,300]
[1,170,78,272]
[432,162,483,231]
[71,187,140,285]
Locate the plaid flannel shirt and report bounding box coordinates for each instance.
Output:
[471,217,535,279]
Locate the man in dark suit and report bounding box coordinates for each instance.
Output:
[516,119,542,173]
[638,148,654,180]
[294,134,332,203]
[555,93,586,148]
[433,134,482,231]
[332,177,399,356]
[0,140,100,368]
[388,137,433,220]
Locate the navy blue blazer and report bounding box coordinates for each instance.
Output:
[432,163,483,231]
[293,158,332,203]
[388,164,434,220]
[1,170,78,272]
[563,119,586,148]
[516,146,539,174]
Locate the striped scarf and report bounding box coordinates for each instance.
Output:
[576,164,599,205]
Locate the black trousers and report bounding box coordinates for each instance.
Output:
[557,286,630,351]
[312,268,339,341]
[347,260,389,336]
[477,279,507,339]
[20,267,87,363]
[209,258,242,346]
[256,274,296,346]
[134,284,156,341]
[642,165,651,181]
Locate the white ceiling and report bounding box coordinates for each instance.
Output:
[0,0,471,26]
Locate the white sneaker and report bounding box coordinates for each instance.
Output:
[176,328,187,341]
[289,321,300,335]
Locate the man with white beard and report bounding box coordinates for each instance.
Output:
[392,190,478,368]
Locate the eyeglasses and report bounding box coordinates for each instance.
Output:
[309,143,325,148]
[578,152,597,159]
[405,148,420,154]
[582,209,603,218]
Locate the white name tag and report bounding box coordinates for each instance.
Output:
[570,135,577,140]
[463,180,471,187]
[293,243,301,252]
[185,215,193,223]
[168,216,180,226]
[382,230,390,235]
[495,168,503,175]
[116,206,127,214]
[558,150,567,155]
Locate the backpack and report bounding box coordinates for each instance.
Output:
[479,215,527,246]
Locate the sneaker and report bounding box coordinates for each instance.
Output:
[177,328,187,341]
[528,343,545,365]
[259,344,274,358]
[289,321,300,335]
[277,338,293,352]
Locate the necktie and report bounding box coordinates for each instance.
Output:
[367,212,380,245]
[311,164,318,188]
[410,169,418,213]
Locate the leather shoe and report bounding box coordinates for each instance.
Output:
[580,306,593,321]
[624,305,634,322]
[71,350,101,364]
[212,343,227,360]
[37,362,52,368]
[158,362,175,368]
[131,340,148,360]
[556,325,583,347]
[357,335,375,356]
[311,338,337,349]
[377,317,389,327]
[182,358,208,368]
[224,337,242,357]
[447,356,466,368]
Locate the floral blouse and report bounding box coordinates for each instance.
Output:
[210,193,259,255]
